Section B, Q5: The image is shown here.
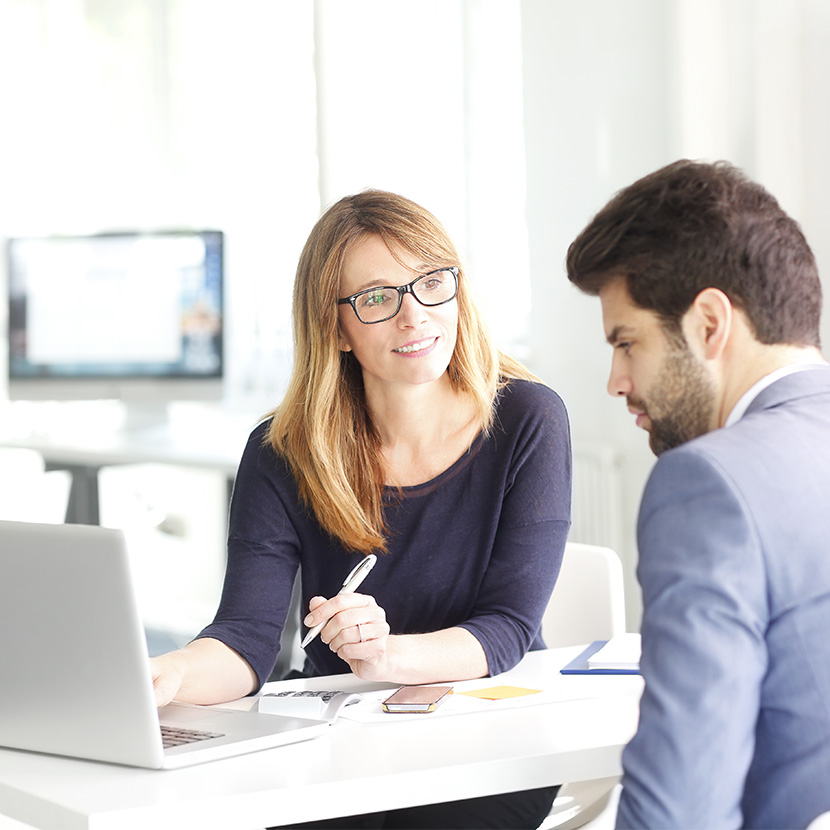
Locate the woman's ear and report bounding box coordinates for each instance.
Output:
[338,326,353,353]
[683,287,733,360]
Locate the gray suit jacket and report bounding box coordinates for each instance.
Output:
[617,365,830,829]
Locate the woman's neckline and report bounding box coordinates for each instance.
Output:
[384,429,485,496]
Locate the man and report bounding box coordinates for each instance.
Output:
[567,159,830,829]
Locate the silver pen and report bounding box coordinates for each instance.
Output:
[300,554,378,648]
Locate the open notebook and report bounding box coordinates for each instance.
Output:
[0,519,328,769]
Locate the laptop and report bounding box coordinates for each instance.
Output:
[0,519,329,769]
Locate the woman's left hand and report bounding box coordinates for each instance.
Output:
[304,592,393,679]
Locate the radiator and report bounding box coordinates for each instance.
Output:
[570,442,624,553]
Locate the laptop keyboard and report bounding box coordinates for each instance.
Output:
[160,724,225,749]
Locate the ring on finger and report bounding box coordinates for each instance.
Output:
[357,623,365,643]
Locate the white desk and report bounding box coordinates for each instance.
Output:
[0,415,249,525]
[0,647,642,830]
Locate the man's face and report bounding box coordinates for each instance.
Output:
[599,278,716,455]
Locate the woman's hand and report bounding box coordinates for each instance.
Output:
[148,638,259,707]
[304,596,490,684]
[150,651,186,707]
[304,592,393,679]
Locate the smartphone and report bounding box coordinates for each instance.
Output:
[381,685,452,713]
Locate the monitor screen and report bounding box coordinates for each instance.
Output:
[6,230,224,411]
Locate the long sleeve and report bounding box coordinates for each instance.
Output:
[457,381,571,673]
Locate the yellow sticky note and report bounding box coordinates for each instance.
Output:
[458,685,541,700]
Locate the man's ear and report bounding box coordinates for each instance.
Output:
[683,287,733,360]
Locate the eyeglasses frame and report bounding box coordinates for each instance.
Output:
[337,266,459,324]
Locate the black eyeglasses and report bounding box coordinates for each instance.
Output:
[337,266,459,324]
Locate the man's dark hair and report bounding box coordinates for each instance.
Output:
[566,159,822,346]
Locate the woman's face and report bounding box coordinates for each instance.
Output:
[337,234,458,394]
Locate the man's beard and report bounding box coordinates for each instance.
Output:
[630,344,716,456]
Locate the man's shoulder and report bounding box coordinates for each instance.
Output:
[641,371,830,533]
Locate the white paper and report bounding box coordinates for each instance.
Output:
[258,690,361,723]
[587,633,641,670]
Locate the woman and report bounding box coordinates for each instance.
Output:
[152,190,571,828]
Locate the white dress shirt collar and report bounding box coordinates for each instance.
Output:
[725,358,829,428]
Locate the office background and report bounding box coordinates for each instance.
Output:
[1,0,829,636]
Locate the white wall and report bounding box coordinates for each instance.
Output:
[520,0,673,628]
[312,0,532,356]
[520,0,830,629]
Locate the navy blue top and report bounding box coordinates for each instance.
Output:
[198,379,571,688]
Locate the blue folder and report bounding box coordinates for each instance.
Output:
[559,640,641,675]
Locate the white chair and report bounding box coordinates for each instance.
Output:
[539,542,627,830]
[808,811,830,829]
[0,448,71,524]
[542,542,626,648]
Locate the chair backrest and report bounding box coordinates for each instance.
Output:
[807,811,830,830]
[0,448,71,524]
[542,542,626,647]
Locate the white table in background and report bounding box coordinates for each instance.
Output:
[0,416,247,526]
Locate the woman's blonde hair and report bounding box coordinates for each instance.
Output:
[267,189,535,553]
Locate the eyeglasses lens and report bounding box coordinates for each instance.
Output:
[354,269,456,323]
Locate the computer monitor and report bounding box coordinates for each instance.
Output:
[6,230,224,429]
